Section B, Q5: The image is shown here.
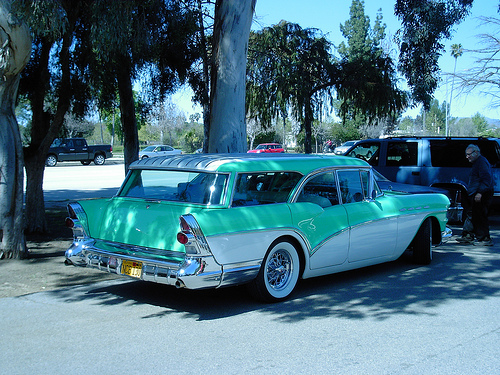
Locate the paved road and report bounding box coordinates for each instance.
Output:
[3,162,498,374]
[41,160,126,202]
[1,240,499,374]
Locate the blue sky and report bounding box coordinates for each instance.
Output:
[174,0,500,120]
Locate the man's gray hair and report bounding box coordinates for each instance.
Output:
[466,144,481,154]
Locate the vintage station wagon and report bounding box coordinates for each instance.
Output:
[65,154,449,302]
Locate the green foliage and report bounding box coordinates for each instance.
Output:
[337,1,407,125]
[247,21,335,130]
[181,124,204,153]
[253,131,279,146]
[472,112,488,134]
[338,0,374,60]
[329,121,362,144]
[398,116,416,133]
[423,99,447,134]
[13,0,68,40]
[395,0,473,110]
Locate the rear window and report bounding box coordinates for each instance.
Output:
[119,169,228,205]
[430,140,500,167]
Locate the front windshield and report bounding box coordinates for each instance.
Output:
[141,146,156,152]
[255,144,267,150]
[119,169,228,205]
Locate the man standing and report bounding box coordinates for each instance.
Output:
[457,144,494,245]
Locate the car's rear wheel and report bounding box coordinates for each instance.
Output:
[248,240,300,302]
[45,155,57,167]
[412,218,432,265]
[94,154,105,165]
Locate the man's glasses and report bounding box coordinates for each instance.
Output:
[466,151,476,156]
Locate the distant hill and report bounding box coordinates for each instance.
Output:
[486,118,500,128]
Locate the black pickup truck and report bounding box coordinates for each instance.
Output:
[46,138,113,166]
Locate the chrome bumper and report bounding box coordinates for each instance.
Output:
[65,239,260,290]
[446,205,463,223]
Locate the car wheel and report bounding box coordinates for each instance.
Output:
[94,154,105,165]
[412,218,432,265]
[141,155,148,159]
[45,155,57,167]
[80,160,91,165]
[248,239,300,302]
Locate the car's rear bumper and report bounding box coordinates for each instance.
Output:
[65,239,260,290]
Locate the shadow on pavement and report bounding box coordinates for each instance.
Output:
[45,243,500,322]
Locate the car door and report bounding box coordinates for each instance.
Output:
[290,171,349,268]
[59,139,87,161]
[337,169,398,262]
[377,141,421,185]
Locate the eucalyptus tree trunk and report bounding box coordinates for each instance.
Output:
[24,7,75,234]
[0,0,31,259]
[196,0,211,153]
[117,57,139,173]
[208,0,255,153]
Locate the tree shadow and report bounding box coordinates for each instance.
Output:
[46,245,500,322]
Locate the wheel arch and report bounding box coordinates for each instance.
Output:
[428,215,442,245]
[270,234,307,279]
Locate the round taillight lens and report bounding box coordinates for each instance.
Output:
[177,232,188,245]
[65,217,75,228]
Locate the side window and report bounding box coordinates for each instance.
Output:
[297,172,339,208]
[345,142,380,166]
[337,170,364,204]
[232,172,302,206]
[430,140,500,167]
[386,142,418,166]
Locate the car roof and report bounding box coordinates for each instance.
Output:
[129,153,369,174]
[356,136,498,141]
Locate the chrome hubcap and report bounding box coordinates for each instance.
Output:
[267,250,292,290]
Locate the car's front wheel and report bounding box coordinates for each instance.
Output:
[45,155,57,167]
[94,154,105,165]
[412,218,432,265]
[248,240,300,302]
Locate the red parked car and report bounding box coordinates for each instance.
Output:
[247,143,285,153]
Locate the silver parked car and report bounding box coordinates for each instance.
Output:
[139,145,182,159]
[334,140,359,155]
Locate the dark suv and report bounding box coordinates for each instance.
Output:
[344,137,500,220]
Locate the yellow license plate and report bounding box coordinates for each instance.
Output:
[121,260,142,278]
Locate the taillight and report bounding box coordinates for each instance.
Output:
[68,205,77,219]
[177,232,189,244]
[65,217,75,228]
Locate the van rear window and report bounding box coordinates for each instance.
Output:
[430,140,500,167]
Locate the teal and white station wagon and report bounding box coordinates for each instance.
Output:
[65,154,449,302]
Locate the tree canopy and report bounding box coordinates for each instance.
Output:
[395,0,474,110]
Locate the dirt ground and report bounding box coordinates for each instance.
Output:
[0,202,118,298]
